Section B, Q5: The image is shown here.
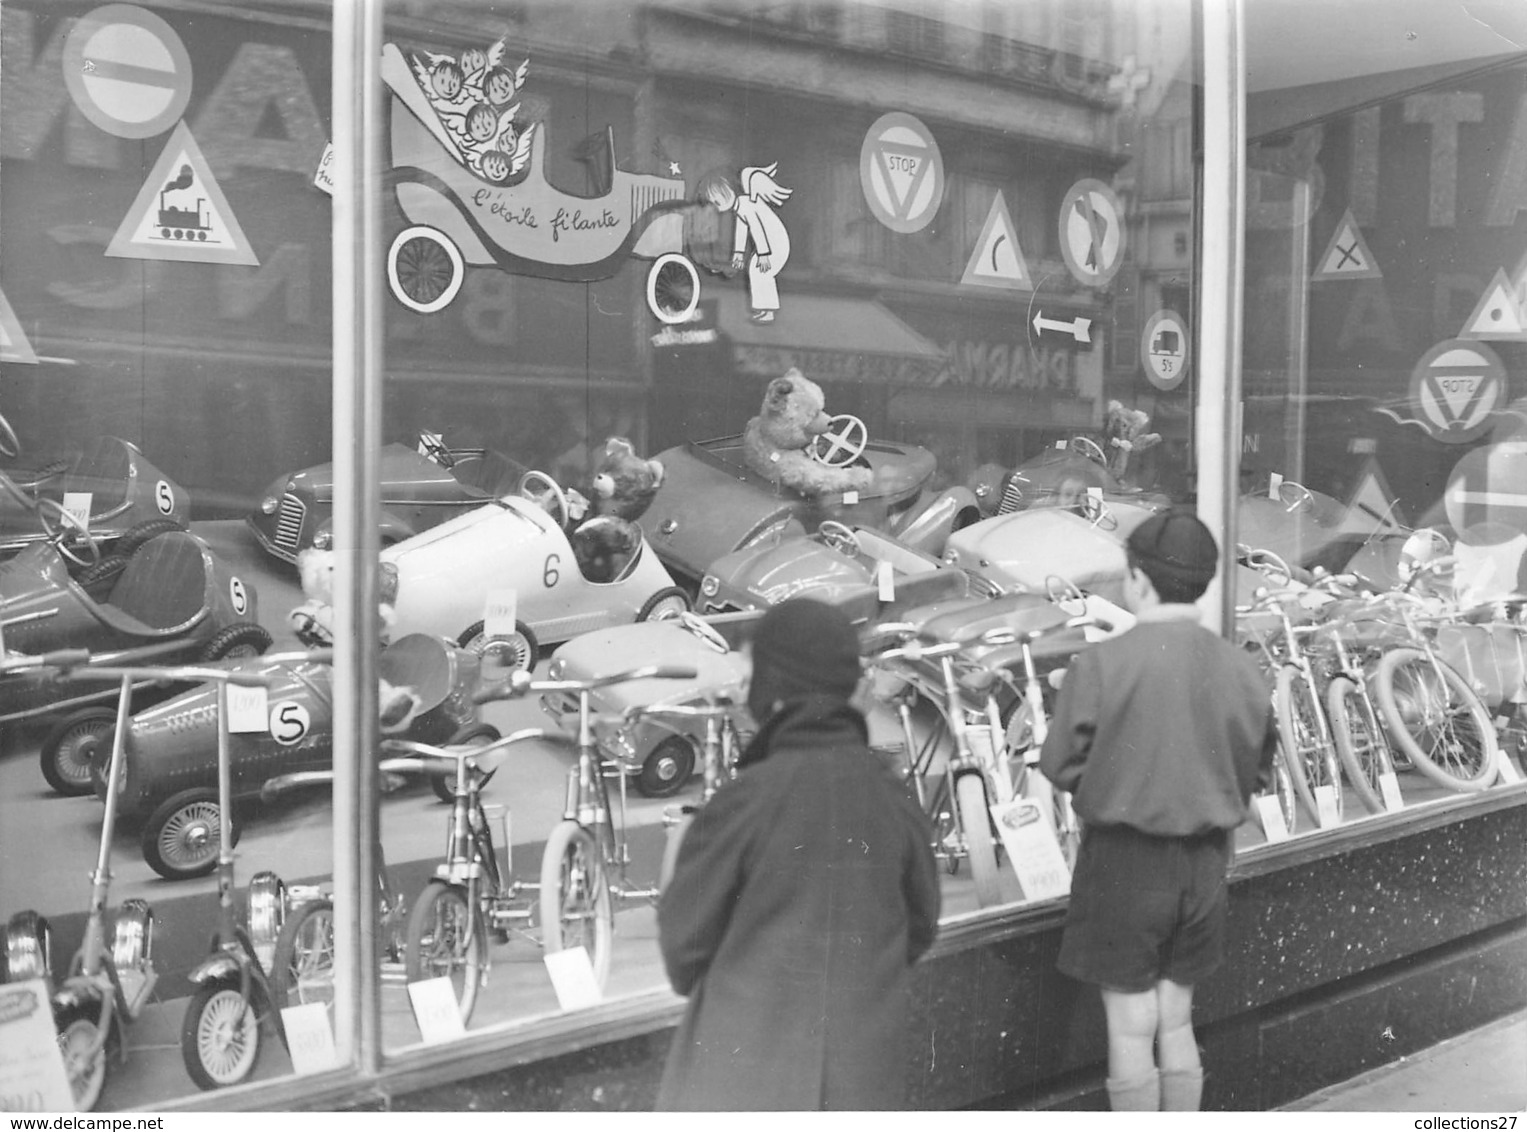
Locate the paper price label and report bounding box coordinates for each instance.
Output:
[1497,748,1523,784]
[1086,486,1102,500]
[483,589,518,641]
[876,560,895,602]
[280,1002,340,1075]
[1269,472,1284,500]
[1254,795,1291,842]
[842,490,859,505]
[226,683,269,733]
[1314,784,1341,827]
[991,798,1071,902]
[408,977,466,1043]
[0,980,75,1113]
[544,946,602,1011]
[61,492,92,531]
[313,141,335,195]
[1378,771,1406,811]
[1054,439,1067,449]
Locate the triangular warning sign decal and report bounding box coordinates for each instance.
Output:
[0,286,38,364]
[1459,267,1527,341]
[960,193,1032,290]
[107,122,258,266]
[1338,460,1407,538]
[1312,208,1381,281]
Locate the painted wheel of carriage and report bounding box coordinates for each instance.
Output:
[388,225,465,313]
[39,706,118,797]
[141,787,241,882]
[646,252,701,325]
[458,619,538,673]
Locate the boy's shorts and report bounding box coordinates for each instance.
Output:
[1057,823,1232,993]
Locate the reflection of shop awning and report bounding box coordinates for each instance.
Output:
[715,290,948,383]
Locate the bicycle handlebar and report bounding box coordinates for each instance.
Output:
[865,614,1100,664]
[622,697,736,723]
[473,663,700,704]
[380,727,553,767]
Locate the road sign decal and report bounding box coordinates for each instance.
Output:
[106,121,258,265]
[960,193,1031,289]
[1058,179,1125,287]
[1140,309,1188,391]
[1408,339,1506,444]
[1337,461,1406,538]
[0,286,38,365]
[859,113,944,234]
[1445,441,1527,543]
[1459,267,1527,340]
[62,5,193,140]
[1312,209,1382,281]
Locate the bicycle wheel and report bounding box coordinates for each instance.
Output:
[1326,675,1393,814]
[1018,767,1079,868]
[1372,648,1499,792]
[954,771,1001,908]
[1274,666,1344,825]
[405,879,487,1025]
[538,820,613,991]
[269,899,335,1013]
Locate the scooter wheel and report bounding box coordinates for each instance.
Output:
[182,977,263,1090]
[54,1001,107,1111]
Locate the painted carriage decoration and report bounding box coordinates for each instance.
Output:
[383,38,701,323]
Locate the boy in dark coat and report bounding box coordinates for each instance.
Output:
[1039,508,1276,1111]
[656,598,941,1110]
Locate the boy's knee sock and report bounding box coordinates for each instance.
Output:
[1106,1069,1160,1111]
[1160,1067,1204,1111]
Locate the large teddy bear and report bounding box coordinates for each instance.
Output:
[741,368,873,498]
[1102,399,1161,482]
[288,548,421,733]
[568,437,665,584]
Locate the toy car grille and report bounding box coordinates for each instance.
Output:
[275,494,307,551]
[997,476,1024,515]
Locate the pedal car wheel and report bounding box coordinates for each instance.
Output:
[54,1001,107,1112]
[646,253,700,325]
[39,707,117,796]
[637,586,690,622]
[636,735,697,798]
[431,723,501,804]
[388,226,463,314]
[142,788,235,881]
[458,619,538,673]
[182,977,262,1090]
[200,623,273,662]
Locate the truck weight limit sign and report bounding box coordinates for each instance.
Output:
[63,5,193,140]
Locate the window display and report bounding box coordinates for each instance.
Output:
[0,0,1522,1114]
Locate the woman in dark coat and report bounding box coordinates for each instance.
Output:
[655,598,941,1111]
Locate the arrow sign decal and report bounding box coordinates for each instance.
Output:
[1032,310,1092,343]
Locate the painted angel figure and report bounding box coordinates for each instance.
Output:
[698,162,793,323]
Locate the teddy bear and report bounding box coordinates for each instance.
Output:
[288,548,421,732]
[741,368,874,498]
[1102,399,1161,482]
[568,436,665,584]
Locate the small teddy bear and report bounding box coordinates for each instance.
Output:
[741,368,873,498]
[1102,399,1161,482]
[569,437,665,584]
[289,548,420,732]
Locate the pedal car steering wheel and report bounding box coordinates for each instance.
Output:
[518,470,569,528]
[0,411,18,459]
[38,497,101,567]
[1069,436,1107,465]
[658,607,730,654]
[1243,545,1293,586]
[1276,479,1317,513]
[810,415,868,468]
[817,520,862,557]
[1077,491,1117,530]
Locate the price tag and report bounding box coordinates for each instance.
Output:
[1497,747,1523,784]
[1054,439,1067,450]
[1314,784,1341,827]
[876,560,895,602]
[0,980,75,1113]
[1269,472,1283,500]
[1254,795,1291,842]
[407,976,466,1043]
[483,590,517,641]
[842,490,859,505]
[1378,771,1406,811]
[313,141,335,195]
[279,1002,340,1075]
[61,492,92,531]
[417,430,445,460]
[990,798,1071,902]
[544,946,602,1011]
[226,683,269,733]
[1086,486,1103,501]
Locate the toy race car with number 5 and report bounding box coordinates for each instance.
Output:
[2,529,271,795]
[95,633,497,881]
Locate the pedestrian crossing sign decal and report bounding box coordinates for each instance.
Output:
[1459,267,1527,341]
[1312,209,1381,281]
[0,286,38,364]
[107,122,259,265]
[960,193,1031,290]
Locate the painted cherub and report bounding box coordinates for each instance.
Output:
[697,163,793,323]
[410,36,535,183]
